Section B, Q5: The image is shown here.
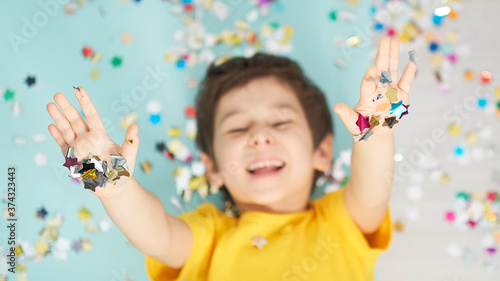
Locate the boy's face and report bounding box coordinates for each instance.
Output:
[201,76,333,213]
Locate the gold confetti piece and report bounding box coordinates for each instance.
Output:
[81,238,93,252]
[495,87,500,99]
[14,245,23,256]
[168,127,182,137]
[234,20,250,30]
[466,132,478,144]
[198,183,209,198]
[105,170,116,180]
[448,123,460,136]
[91,52,101,64]
[82,168,97,180]
[167,139,183,154]
[394,220,405,232]
[189,176,203,190]
[78,207,92,222]
[141,161,152,174]
[386,87,398,103]
[369,115,381,128]
[439,173,450,185]
[117,169,130,177]
[182,188,192,202]
[346,35,362,48]
[86,222,99,233]
[35,240,50,255]
[128,138,133,144]
[251,235,268,249]
[431,54,444,69]
[376,100,391,112]
[90,69,101,80]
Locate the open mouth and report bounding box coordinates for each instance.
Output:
[247,163,286,177]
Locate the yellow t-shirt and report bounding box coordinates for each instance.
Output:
[145,187,393,281]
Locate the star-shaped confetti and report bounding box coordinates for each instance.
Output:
[400,104,410,119]
[95,171,110,187]
[369,115,381,128]
[34,151,47,167]
[384,116,399,129]
[251,235,268,249]
[389,101,408,119]
[3,89,14,101]
[72,239,83,252]
[379,71,392,87]
[111,56,123,67]
[358,128,374,141]
[63,156,78,170]
[36,207,48,220]
[25,75,36,87]
[386,87,398,103]
[355,114,370,132]
[408,48,420,65]
[78,207,92,222]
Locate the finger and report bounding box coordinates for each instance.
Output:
[48,124,69,156]
[398,62,417,93]
[333,103,360,134]
[389,39,400,84]
[74,86,106,131]
[360,65,379,98]
[46,102,77,145]
[53,92,89,135]
[121,123,140,174]
[375,37,391,72]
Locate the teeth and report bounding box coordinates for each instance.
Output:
[248,160,284,172]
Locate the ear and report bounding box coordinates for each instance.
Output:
[200,152,224,188]
[313,133,333,172]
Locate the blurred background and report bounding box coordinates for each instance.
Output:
[0,0,499,280]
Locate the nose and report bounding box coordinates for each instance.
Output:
[248,126,274,147]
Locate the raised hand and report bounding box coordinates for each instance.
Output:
[334,37,417,140]
[46,86,140,198]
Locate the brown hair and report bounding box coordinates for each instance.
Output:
[195,53,333,203]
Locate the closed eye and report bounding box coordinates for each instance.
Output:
[229,121,291,133]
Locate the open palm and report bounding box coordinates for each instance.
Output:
[46,86,139,198]
[334,37,417,139]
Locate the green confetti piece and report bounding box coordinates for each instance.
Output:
[4,89,14,101]
[329,10,337,21]
[111,56,122,67]
[456,191,469,201]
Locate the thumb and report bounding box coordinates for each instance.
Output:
[121,123,140,173]
[333,103,360,134]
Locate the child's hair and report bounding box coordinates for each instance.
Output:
[195,53,334,208]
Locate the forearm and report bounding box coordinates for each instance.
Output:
[98,176,171,257]
[349,134,395,207]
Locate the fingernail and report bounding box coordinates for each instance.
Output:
[73,86,82,99]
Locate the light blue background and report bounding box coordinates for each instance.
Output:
[0,0,371,280]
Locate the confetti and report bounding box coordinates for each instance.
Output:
[251,235,268,249]
[3,88,14,101]
[355,114,370,132]
[385,87,398,103]
[408,48,420,65]
[111,56,123,67]
[25,75,36,87]
[379,70,392,87]
[389,101,408,119]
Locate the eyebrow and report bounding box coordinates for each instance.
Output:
[218,103,300,126]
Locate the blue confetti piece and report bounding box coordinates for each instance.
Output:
[429,42,439,52]
[432,14,444,25]
[478,97,488,109]
[374,22,384,31]
[176,60,186,69]
[454,145,465,156]
[150,114,161,125]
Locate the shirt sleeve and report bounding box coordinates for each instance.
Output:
[144,202,227,281]
[314,187,394,263]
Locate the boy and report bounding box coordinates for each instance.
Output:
[46,37,416,280]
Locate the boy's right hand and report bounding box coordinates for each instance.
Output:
[46,86,140,199]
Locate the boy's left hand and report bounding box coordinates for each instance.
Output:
[334,37,417,139]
